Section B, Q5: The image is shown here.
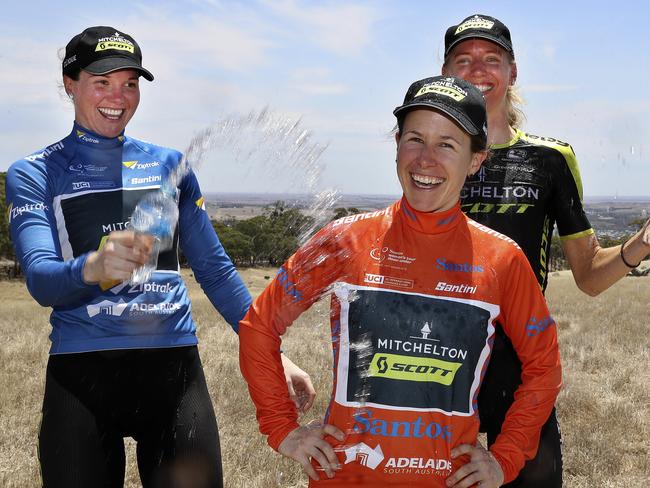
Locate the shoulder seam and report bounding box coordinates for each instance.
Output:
[520,132,584,200]
[127,136,182,157]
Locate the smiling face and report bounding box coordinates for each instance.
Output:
[442,39,516,118]
[64,69,140,138]
[396,109,486,213]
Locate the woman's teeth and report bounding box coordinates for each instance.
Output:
[411,173,444,188]
[98,107,124,119]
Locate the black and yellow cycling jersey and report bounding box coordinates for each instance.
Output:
[461,129,594,291]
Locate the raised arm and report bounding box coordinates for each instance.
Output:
[550,142,650,295]
[563,222,650,296]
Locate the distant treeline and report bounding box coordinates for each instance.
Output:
[210,203,358,267]
[0,169,647,278]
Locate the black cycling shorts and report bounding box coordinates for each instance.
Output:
[478,325,563,488]
[38,346,222,488]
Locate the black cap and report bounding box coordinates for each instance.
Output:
[62,26,154,81]
[394,76,487,146]
[444,14,513,58]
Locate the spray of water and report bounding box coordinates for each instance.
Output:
[130,107,342,284]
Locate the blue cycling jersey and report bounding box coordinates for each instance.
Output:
[6,123,251,354]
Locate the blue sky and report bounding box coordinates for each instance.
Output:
[2,0,649,197]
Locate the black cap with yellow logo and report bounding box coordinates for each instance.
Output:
[62,26,154,81]
[393,76,487,147]
[444,14,513,58]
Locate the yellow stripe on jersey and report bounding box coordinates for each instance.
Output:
[195,196,206,211]
[520,131,585,201]
[560,228,595,242]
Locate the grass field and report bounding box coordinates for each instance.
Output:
[0,268,648,487]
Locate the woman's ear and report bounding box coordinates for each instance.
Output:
[469,150,488,175]
[63,75,75,99]
[510,62,518,86]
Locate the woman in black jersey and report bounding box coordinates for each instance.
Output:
[440,13,650,488]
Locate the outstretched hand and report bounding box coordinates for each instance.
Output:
[281,353,316,413]
[278,421,345,481]
[446,442,504,488]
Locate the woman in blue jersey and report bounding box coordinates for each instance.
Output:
[5,26,314,488]
[440,14,650,488]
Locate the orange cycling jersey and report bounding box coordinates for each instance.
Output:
[239,197,562,486]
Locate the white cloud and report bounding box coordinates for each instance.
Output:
[261,0,378,56]
[295,83,348,95]
[0,37,64,106]
[119,7,277,76]
[290,67,348,95]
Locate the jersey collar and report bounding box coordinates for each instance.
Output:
[398,196,462,234]
[489,128,523,150]
[70,122,126,149]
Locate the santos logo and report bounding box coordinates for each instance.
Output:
[87,299,128,317]
[435,258,483,273]
[352,411,452,441]
[343,442,384,470]
[370,353,462,385]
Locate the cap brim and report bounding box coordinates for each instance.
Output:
[445,33,513,57]
[84,57,154,81]
[394,102,480,136]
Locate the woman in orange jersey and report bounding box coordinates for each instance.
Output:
[238,75,562,487]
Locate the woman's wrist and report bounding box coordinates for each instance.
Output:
[620,232,650,268]
[82,251,100,284]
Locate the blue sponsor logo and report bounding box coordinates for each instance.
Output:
[526,316,555,337]
[352,410,452,442]
[277,267,302,302]
[435,257,483,273]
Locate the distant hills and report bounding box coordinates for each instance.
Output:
[205,193,649,237]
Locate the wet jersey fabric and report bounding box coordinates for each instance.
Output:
[6,123,251,354]
[239,198,562,486]
[461,129,593,291]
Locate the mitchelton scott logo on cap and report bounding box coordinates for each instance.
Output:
[95,32,135,53]
[415,78,468,102]
[455,15,495,34]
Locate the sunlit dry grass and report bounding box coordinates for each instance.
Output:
[0,269,648,487]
